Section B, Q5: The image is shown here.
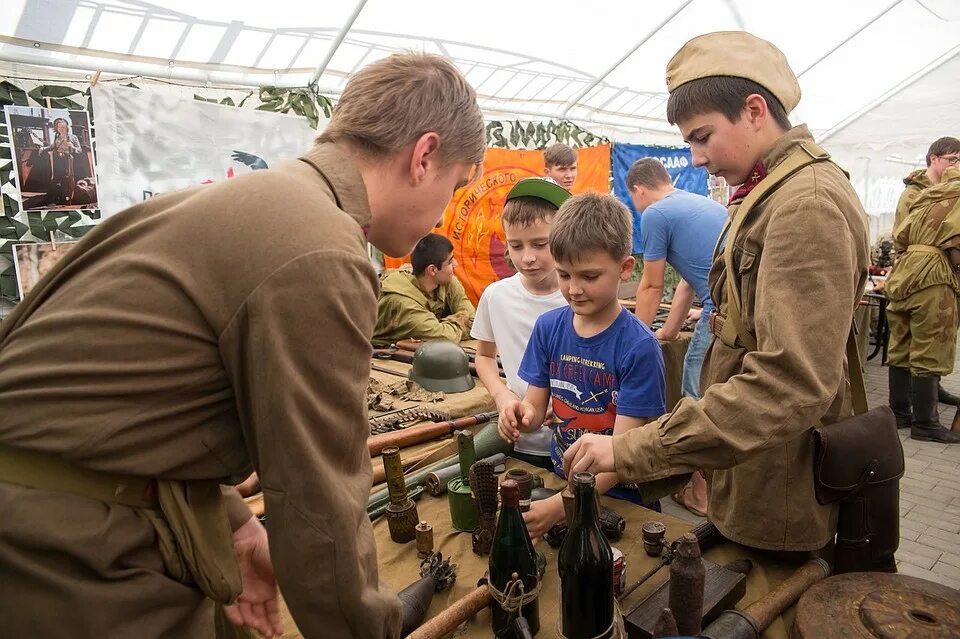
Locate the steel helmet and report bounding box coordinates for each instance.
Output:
[408,340,475,393]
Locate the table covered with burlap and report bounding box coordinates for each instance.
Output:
[241,458,812,639]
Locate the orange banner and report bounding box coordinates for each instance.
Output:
[384,144,611,304]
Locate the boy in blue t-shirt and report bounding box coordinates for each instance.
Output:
[499,192,666,539]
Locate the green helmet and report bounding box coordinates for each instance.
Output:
[408,340,475,393]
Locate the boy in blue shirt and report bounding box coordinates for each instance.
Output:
[499,192,667,539]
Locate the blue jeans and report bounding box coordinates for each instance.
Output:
[682,308,713,399]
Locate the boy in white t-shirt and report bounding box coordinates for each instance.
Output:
[472,178,572,469]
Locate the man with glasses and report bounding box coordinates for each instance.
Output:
[895,137,960,230]
[890,136,960,413]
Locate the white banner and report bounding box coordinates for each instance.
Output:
[92,85,319,216]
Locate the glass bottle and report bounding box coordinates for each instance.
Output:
[558,472,614,638]
[489,479,540,637]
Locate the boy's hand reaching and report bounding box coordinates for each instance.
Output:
[563,433,616,476]
[497,399,537,443]
[522,493,565,540]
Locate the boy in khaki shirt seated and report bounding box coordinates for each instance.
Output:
[372,233,475,347]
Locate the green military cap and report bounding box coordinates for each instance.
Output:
[666,31,802,114]
[505,177,572,209]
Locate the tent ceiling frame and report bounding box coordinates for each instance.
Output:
[819,41,960,142]
[308,0,367,88]
[796,0,904,76]
[559,0,695,117]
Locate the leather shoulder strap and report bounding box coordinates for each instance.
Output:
[720,142,831,351]
[718,142,868,415]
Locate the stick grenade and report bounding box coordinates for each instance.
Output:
[368,411,499,457]
[699,559,830,639]
[383,446,419,543]
[404,579,493,639]
[447,430,480,532]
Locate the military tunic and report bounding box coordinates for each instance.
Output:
[372,269,475,347]
[885,171,960,377]
[0,143,402,638]
[894,168,932,241]
[612,126,869,551]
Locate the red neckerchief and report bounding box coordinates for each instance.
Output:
[728,162,767,205]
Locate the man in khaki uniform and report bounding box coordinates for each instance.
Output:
[564,32,869,555]
[0,53,484,638]
[893,137,960,232]
[372,233,475,347]
[886,166,960,444]
[890,136,960,411]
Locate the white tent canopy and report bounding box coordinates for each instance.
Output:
[3,0,960,215]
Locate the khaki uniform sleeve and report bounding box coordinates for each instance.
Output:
[447,276,476,321]
[613,197,861,482]
[220,250,401,639]
[894,190,915,251]
[376,291,468,344]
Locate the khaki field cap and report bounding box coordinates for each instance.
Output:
[666,31,802,114]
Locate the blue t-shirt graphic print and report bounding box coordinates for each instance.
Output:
[518,306,666,505]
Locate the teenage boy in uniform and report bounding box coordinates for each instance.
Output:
[499,192,667,539]
[627,157,727,517]
[372,233,475,347]
[565,32,870,558]
[543,143,578,189]
[472,178,572,471]
[0,53,485,639]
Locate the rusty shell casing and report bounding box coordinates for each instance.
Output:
[505,468,533,512]
[382,446,409,506]
[386,498,419,543]
[668,532,705,636]
[953,406,960,433]
[642,520,667,556]
[456,430,477,485]
[415,521,434,558]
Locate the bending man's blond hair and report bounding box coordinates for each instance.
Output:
[318,52,486,173]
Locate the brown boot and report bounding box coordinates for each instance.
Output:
[911,376,960,443]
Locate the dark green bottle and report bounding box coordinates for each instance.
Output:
[558,472,614,638]
[489,479,540,637]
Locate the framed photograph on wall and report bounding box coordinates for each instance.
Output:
[4,105,99,212]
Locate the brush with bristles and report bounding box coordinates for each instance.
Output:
[470,460,498,555]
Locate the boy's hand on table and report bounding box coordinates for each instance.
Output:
[522,493,565,541]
